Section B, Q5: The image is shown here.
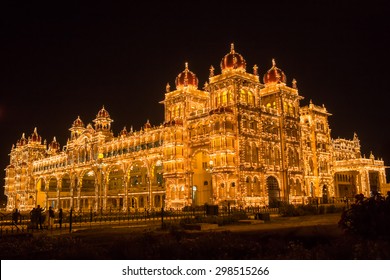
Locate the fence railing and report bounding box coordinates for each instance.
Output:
[0,206,281,236]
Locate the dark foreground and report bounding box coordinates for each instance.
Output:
[1,213,389,259]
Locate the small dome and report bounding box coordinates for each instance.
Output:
[220,43,246,73]
[175,62,199,89]
[72,116,85,128]
[29,127,42,143]
[18,133,28,146]
[119,126,128,137]
[263,59,287,84]
[97,106,110,119]
[49,136,60,151]
[144,120,151,129]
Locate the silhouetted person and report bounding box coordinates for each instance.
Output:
[12,208,19,225]
[48,206,55,229]
[36,205,43,229]
[58,208,63,229]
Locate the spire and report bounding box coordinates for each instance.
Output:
[209,65,214,77]
[292,78,297,89]
[272,58,276,67]
[253,64,258,75]
[230,43,235,54]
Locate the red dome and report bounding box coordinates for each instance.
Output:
[49,137,60,151]
[220,43,246,73]
[72,116,85,128]
[263,59,287,84]
[29,127,42,143]
[175,63,198,89]
[97,106,110,118]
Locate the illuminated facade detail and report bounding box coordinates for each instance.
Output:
[3,44,388,211]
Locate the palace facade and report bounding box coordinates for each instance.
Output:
[4,44,388,212]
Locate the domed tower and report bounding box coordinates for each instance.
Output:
[28,127,42,144]
[69,116,85,140]
[93,106,113,133]
[220,43,247,74]
[48,136,60,155]
[175,62,199,90]
[162,63,208,123]
[263,59,287,85]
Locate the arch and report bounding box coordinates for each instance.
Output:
[48,177,57,192]
[295,179,302,196]
[191,150,212,206]
[322,185,329,203]
[61,174,71,192]
[253,176,261,196]
[81,170,96,192]
[266,176,280,207]
[128,161,148,188]
[108,165,125,191]
[36,178,46,207]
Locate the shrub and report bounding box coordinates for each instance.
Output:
[339,192,390,239]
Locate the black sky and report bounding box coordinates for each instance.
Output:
[1,1,390,198]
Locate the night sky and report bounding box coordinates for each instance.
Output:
[1,1,390,199]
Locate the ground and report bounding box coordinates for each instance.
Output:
[1,213,389,259]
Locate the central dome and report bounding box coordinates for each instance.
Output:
[175,62,199,89]
[220,43,246,73]
[263,59,287,84]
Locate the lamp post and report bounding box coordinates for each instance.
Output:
[208,160,214,205]
[96,153,104,214]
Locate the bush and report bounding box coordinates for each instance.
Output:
[339,192,390,239]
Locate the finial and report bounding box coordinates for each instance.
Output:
[22,133,25,138]
[130,126,133,133]
[253,64,258,75]
[292,78,297,89]
[209,65,214,77]
[230,43,235,54]
[203,81,209,90]
[272,58,276,67]
[185,62,189,70]
[53,136,56,142]
[166,83,170,92]
[309,99,313,104]
[34,127,37,134]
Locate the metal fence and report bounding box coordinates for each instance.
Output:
[0,206,280,236]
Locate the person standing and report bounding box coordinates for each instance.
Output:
[48,206,55,229]
[12,208,19,225]
[58,208,63,229]
[37,205,43,230]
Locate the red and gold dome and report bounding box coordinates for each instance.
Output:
[97,106,110,119]
[29,127,42,143]
[48,136,60,151]
[220,43,246,73]
[263,59,287,84]
[175,62,198,89]
[72,116,85,128]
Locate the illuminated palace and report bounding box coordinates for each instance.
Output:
[4,44,388,212]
